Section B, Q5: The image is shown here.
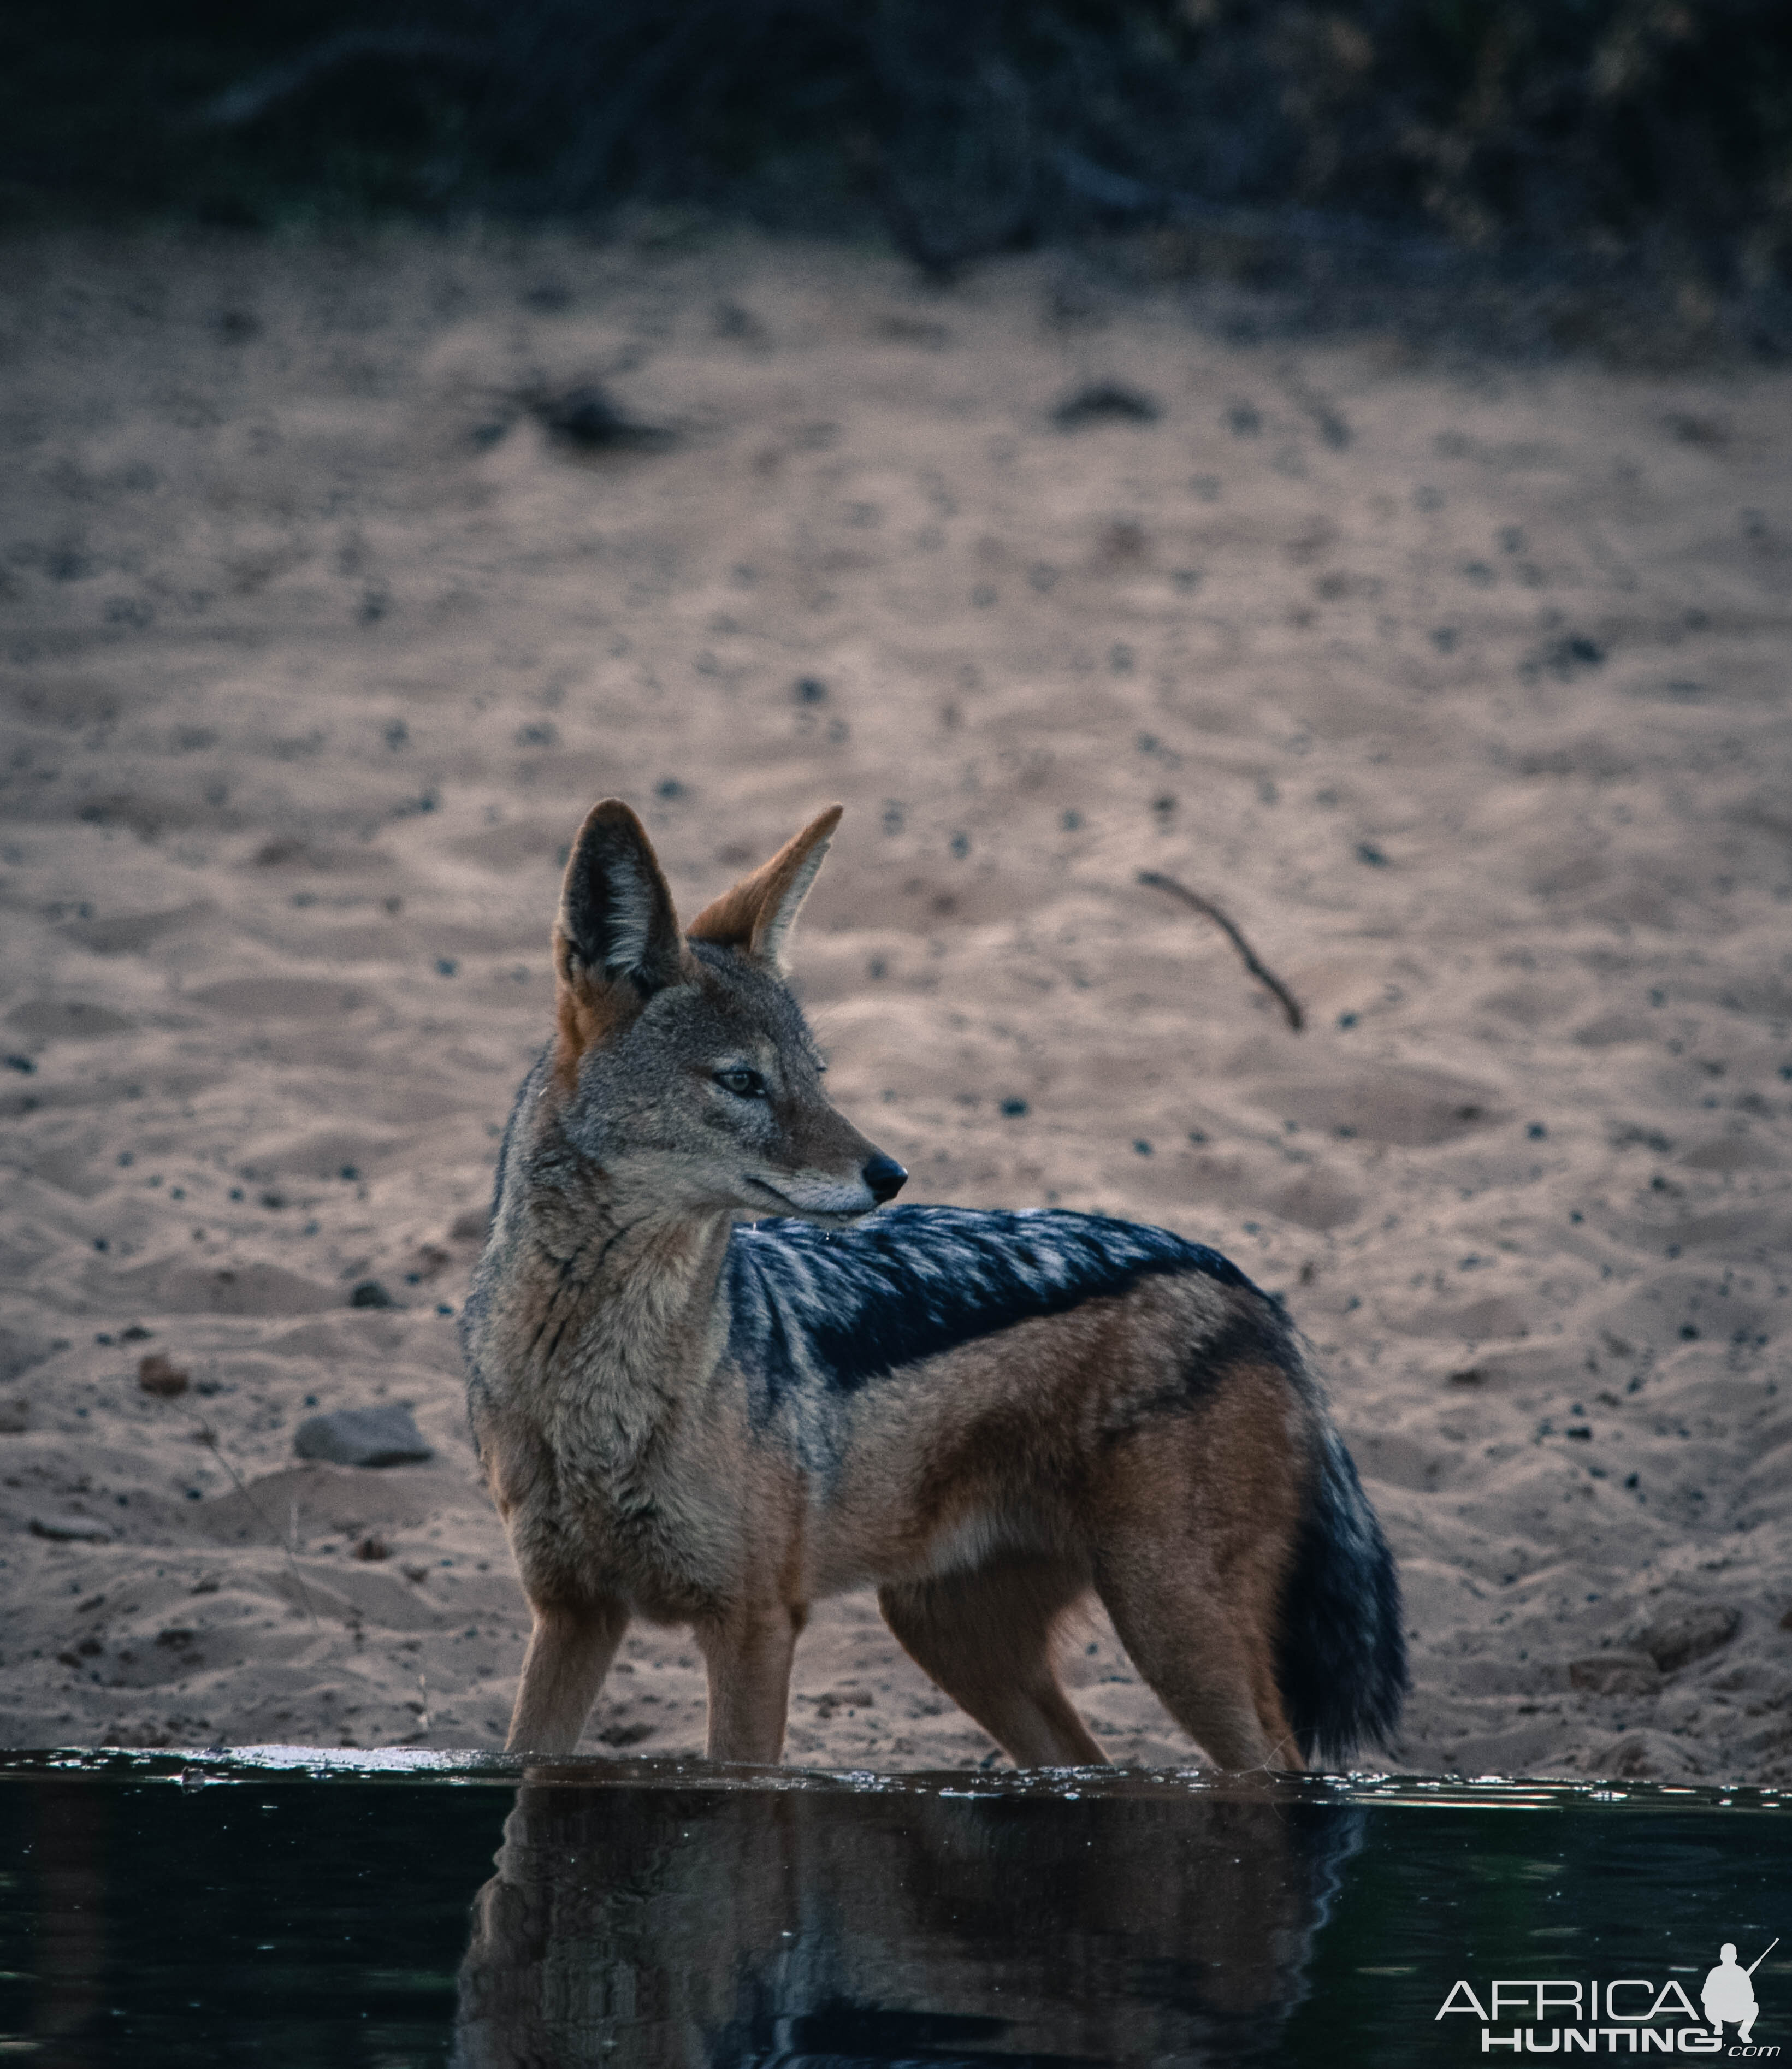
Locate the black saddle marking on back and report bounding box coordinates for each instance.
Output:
[724,1203,1255,1398]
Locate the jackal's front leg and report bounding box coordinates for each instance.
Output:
[696,1604,804,1764]
[506,1596,628,1755]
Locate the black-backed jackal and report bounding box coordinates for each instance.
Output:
[461,800,1405,1770]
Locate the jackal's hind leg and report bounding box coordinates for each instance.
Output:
[506,1595,628,1756]
[1089,1379,1307,1773]
[1090,1492,1302,1772]
[878,1555,1105,1769]
[1092,1564,1298,1771]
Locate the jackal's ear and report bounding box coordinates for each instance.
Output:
[552,801,688,1074]
[686,805,842,970]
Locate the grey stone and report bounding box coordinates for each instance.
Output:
[294,1403,433,1469]
[1633,1603,1741,1675]
[1568,1653,1661,1697]
[30,1514,111,1542]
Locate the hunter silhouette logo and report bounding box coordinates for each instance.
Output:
[1705,1941,1776,2049]
[1436,1939,1779,2055]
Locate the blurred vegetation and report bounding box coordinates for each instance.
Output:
[5,2,1791,316]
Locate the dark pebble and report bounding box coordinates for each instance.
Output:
[1054,382,1162,429]
[531,384,672,452]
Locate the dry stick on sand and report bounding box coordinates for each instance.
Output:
[1137,871,1305,1033]
[192,1422,321,1635]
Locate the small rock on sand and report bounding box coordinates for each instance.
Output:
[1568,1654,1661,1696]
[293,1404,433,1469]
[1633,1604,1741,1675]
[1053,382,1161,429]
[138,1352,189,1397]
[29,1515,112,1542]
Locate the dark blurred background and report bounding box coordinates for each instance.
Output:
[5,1,1792,338]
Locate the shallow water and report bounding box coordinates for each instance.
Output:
[1,1751,1787,2065]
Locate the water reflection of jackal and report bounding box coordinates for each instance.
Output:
[452,1780,1362,2066]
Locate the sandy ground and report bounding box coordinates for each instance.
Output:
[0,228,1788,1781]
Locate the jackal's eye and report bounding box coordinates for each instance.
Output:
[714,1066,767,1099]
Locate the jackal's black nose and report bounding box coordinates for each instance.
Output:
[862,1152,907,1204]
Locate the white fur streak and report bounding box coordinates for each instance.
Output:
[759,836,831,965]
[765,1174,874,1215]
[601,864,657,978]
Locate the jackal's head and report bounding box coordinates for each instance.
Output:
[546,799,906,1226]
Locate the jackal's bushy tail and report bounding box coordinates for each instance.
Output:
[1275,1420,1406,1769]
